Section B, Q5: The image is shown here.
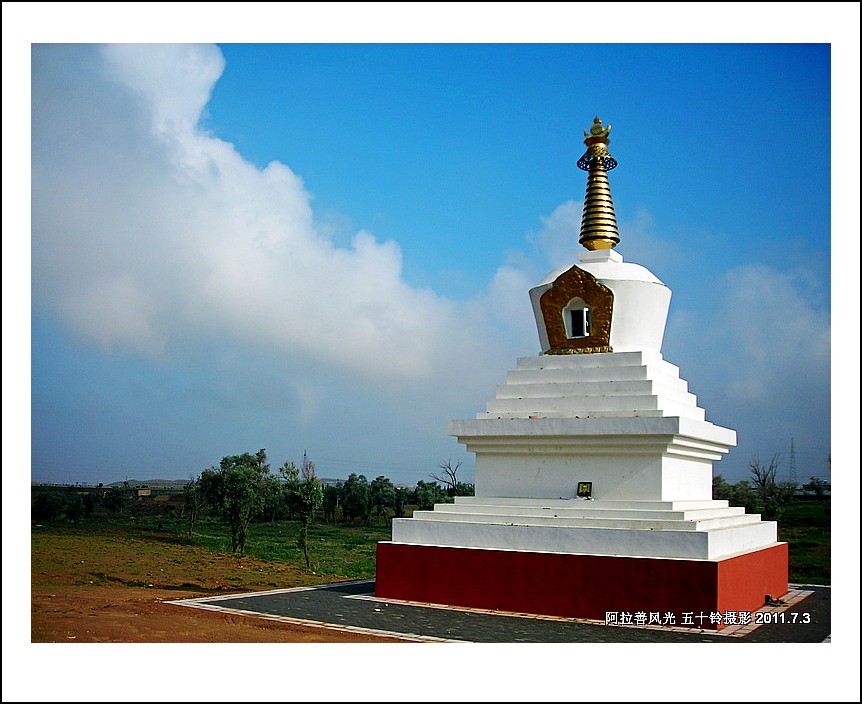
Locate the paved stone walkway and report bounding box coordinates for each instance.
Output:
[170,580,831,643]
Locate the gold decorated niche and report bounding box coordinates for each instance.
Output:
[539,265,614,354]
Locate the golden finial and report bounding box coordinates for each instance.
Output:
[584,116,611,142]
[577,116,620,250]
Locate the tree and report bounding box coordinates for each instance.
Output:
[341,473,371,523]
[392,486,408,518]
[279,461,302,519]
[370,475,395,524]
[258,472,285,522]
[32,492,65,521]
[65,494,84,526]
[294,455,323,568]
[730,479,759,514]
[431,459,463,496]
[183,477,206,537]
[713,474,732,501]
[750,453,781,497]
[198,449,273,553]
[102,486,127,515]
[714,475,760,514]
[455,482,475,497]
[322,482,340,523]
[807,476,828,497]
[82,492,98,520]
[415,480,449,510]
[749,454,795,520]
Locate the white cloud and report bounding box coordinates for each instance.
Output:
[100,44,226,135]
[665,262,831,471]
[672,264,830,402]
[614,206,687,277]
[486,265,536,335]
[31,44,508,386]
[29,44,831,487]
[703,263,830,402]
[528,199,583,271]
[525,199,685,283]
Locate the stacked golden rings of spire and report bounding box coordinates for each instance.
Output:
[577,117,620,250]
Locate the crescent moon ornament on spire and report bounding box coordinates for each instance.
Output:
[584,115,612,140]
[577,116,620,250]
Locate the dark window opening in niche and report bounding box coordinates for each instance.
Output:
[570,307,591,338]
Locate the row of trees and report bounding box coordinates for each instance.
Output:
[185,452,474,557]
[324,473,407,525]
[186,450,323,562]
[318,462,476,525]
[33,454,473,553]
[713,453,827,520]
[32,485,130,524]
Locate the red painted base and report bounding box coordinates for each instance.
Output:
[375,542,789,630]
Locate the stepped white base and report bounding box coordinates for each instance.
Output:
[449,351,737,502]
[379,496,788,629]
[377,344,792,629]
[391,497,777,561]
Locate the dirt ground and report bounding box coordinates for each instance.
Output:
[30,526,408,643]
[31,585,407,643]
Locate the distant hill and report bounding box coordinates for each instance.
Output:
[106,479,190,488]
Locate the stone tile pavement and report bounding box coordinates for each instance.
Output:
[170,580,831,643]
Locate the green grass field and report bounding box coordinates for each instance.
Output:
[190,498,832,585]
[186,518,393,579]
[32,490,831,585]
[777,498,831,585]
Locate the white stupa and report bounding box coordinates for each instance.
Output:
[376,117,788,627]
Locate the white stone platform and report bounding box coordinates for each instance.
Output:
[414,343,778,564]
[473,349,711,422]
[449,350,738,501]
[391,496,779,561]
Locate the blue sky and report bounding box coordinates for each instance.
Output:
[26,39,839,488]
[6,3,861,702]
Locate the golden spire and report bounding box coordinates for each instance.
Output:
[577,116,620,250]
